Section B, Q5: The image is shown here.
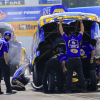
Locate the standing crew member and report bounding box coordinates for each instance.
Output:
[21,46,27,61]
[0,31,16,94]
[81,40,95,79]
[59,18,85,93]
[43,47,67,93]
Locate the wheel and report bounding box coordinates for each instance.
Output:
[48,71,55,92]
[89,70,97,91]
[33,63,41,86]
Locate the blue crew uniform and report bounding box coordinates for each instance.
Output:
[43,53,68,92]
[0,38,12,93]
[11,65,30,91]
[62,33,85,91]
[12,65,26,81]
[81,41,95,79]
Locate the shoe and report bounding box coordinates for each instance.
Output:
[6,90,17,94]
[65,90,71,93]
[0,91,4,94]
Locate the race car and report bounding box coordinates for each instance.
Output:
[30,8,100,92]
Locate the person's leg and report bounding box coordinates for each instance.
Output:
[75,59,85,90]
[12,79,25,91]
[66,59,74,91]
[82,59,90,79]
[20,77,30,85]
[53,60,63,92]
[2,63,11,92]
[0,67,3,93]
[42,59,54,92]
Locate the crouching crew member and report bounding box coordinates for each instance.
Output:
[59,18,85,93]
[0,31,15,94]
[81,40,95,79]
[43,47,67,93]
[11,63,30,91]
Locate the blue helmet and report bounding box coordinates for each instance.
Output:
[4,31,11,37]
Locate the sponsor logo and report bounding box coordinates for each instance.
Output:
[43,7,51,16]
[0,10,6,20]
[12,24,37,30]
[73,71,77,76]
[53,9,65,14]
[70,49,78,53]
[72,78,78,82]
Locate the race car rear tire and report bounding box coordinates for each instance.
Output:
[48,71,55,92]
[89,70,97,91]
[33,63,41,87]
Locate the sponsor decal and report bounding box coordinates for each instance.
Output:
[57,15,95,20]
[43,7,51,16]
[53,9,65,14]
[7,21,38,36]
[80,49,85,56]
[0,10,6,20]
[70,49,78,53]
[72,78,78,82]
[73,71,77,76]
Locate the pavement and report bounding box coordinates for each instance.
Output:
[1,75,100,100]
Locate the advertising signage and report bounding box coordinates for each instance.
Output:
[0,0,25,6]
[39,0,61,5]
[0,6,51,22]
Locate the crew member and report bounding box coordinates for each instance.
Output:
[21,46,27,61]
[0,31,15,94]
[43,47,67,93]
[81,40,95,79]
[59,18,85,93]
[8,35,22,76]
[11,63,30,91]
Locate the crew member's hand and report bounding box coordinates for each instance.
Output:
[60,19,63,23]
[78,18,82,22]
[63,67,67,74]
[96,75,99,79]
[90,59,93,64]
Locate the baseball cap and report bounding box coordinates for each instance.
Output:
[56,47,65,54]
[4,31,11,37]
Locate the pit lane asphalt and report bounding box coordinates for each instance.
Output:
[1,75,100,100]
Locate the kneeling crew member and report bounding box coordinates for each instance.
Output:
[11,63,30,91]
[81,40,95,79]
[59,18,85,92]
[43,48,67,93]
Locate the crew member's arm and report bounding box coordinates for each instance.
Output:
[90,50,95,64]
[59,19,64,36]
[4,52,8,65]
[78,18,84,35]
[3,43,9,65]
[61,60,67,74]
